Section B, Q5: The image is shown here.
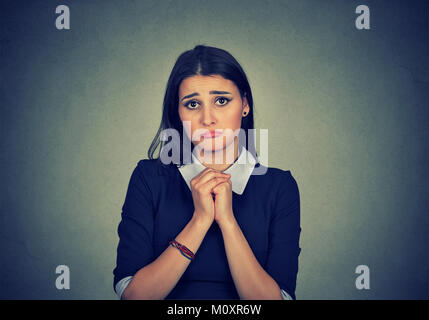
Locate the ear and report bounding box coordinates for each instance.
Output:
[242,94,250,116]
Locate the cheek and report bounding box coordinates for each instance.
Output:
[179,114,197,140]
[224,107,243,129]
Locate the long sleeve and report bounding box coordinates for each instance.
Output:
[113,160,156,297]
[264,170,301,300]
[115,277,293,300]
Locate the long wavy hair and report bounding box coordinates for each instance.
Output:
[148,44,257,167]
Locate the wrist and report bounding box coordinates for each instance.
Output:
[216,214,237,231]
[191,213,213,230]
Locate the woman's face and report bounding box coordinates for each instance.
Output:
[178,74,249,155]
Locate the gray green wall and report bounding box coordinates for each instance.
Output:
[1,0,428,299]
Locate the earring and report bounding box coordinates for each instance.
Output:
[243,111,247,116]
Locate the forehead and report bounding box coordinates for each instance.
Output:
[179,75,238,95]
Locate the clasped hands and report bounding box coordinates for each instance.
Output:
[190,167,234,229]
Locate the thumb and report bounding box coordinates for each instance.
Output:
[212,180,228,195]
[212,183,222,195]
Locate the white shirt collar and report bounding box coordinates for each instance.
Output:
[177,146,257,195]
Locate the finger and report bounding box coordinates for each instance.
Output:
[195,170,230,186]
[212,179,231,194]
[199,176,230,194]
[196,176,229,194]
[193,167,213,180]
[198,171,229,184]
[191,168,217,185]
[190,168,214,189]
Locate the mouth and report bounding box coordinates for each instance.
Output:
[201,130,223,139]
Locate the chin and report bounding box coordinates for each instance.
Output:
[195,138,236,159]
[196,142,225,153]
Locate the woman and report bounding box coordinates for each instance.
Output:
[113,45,301,300]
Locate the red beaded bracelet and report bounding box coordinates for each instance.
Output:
[169,240,195,260]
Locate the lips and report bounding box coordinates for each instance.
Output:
[201,130,222,138]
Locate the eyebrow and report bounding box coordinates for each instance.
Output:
[181,91,232,102]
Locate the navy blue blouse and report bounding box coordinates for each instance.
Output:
[113,159,301,299]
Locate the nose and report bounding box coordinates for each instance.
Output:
[200,105,216,126]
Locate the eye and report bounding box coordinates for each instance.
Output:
[215,97,231,106]
[184,100,199,109]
